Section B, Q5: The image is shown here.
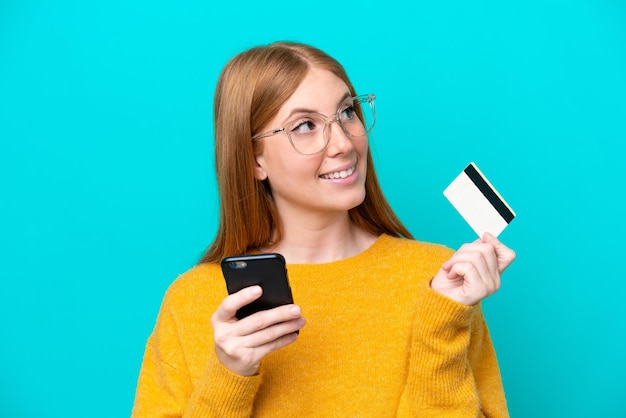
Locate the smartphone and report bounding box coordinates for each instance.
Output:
[220,253,295,320]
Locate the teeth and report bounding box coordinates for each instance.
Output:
[321,166,355,180]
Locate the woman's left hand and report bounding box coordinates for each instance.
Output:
[430,232,516,306]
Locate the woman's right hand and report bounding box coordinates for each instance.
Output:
[211,285,306,376]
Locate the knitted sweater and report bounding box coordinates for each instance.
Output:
[132,234,508,417]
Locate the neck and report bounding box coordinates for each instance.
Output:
[266,210,377,264]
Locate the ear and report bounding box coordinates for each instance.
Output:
[254,155,268,181]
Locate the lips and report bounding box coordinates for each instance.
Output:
[319,165,356,180]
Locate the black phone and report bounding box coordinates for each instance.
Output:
[220,253,295,320]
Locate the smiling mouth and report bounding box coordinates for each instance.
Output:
[319,165,356,180]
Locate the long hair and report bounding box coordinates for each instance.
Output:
[200,42,412,264]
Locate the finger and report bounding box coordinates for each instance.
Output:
[472,241,499,277]
[213,314,305,376]
[242,316,306,348]
[445,259,486,282]
[445,260,475,281]
[214,286,263,322]
[443,244,497,280]
[482,232,517,273]
[237,304,303,336]
[446,261,497,300]
[251,330,300,361]
[445,251,500,293]
[441,240,484,271]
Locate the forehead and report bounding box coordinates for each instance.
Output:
[275,68,351,117]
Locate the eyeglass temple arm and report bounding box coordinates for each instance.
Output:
[253,128,285,141]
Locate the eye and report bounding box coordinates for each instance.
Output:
[290,117,321,135]
[339,104,357,121]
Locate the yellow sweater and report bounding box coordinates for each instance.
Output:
[132,234,508,417]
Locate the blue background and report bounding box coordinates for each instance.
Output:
[1,1,625,416]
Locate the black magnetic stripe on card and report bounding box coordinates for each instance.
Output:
[464,164,515,223]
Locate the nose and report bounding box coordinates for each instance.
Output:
[324,119,354,156]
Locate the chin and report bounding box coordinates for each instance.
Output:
[343,191,367,211]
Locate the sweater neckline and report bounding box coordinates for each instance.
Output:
[286,233,391,269]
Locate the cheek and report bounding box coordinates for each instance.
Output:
[264,149,321,182]
[363,136,370,151]
[356,137,370,160]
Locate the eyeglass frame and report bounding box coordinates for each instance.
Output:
[251,93,376,155]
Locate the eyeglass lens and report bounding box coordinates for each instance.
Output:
[287,97,375,155]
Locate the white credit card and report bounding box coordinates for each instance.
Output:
[443,162,516,237]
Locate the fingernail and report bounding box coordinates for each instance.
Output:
[289,306,301,316]
[250,286,262,295]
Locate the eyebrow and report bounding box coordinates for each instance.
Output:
[282,91,352,123]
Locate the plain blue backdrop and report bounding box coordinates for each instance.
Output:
[1,0,625,416]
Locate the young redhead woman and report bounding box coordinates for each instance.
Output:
[132,42,516,417]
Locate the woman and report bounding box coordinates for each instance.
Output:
[132,41,516,417]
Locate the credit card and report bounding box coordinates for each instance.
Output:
[443,162,515,237]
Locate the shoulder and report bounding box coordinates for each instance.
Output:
[160,263,226,313]
[147,263,225,375]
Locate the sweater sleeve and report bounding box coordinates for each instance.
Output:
[397,287,508,418]
[131,284,262,417]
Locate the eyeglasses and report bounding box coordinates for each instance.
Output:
[252,94,376,155]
